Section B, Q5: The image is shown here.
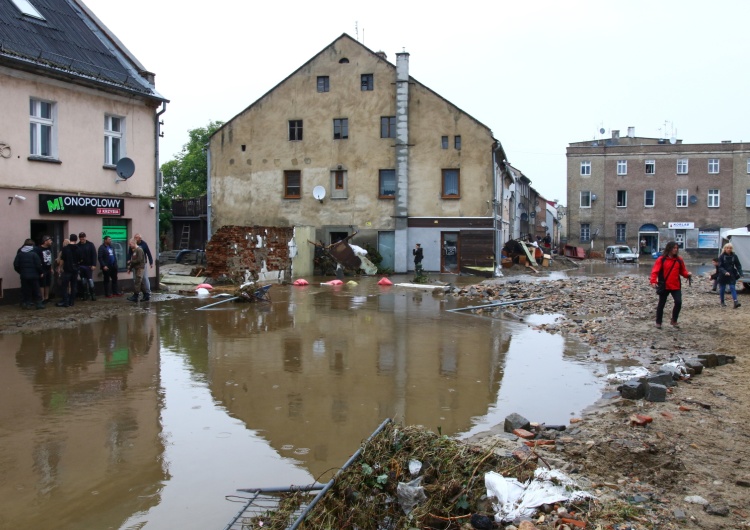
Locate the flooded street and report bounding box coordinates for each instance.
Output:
[0,271,648,529]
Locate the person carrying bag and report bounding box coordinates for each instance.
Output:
[650,241,692,329]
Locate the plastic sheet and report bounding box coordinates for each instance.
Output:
[606,366,650,383]
[485,468,593,522]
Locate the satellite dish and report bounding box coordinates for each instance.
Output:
[535,205,541,212]
[669,136,677,145]
[312,185,326,202]
[591,194,597,201]
[541,221,547,228]
[599,128,605,135]
[115,157,135,179]
[689,195,698,205]
[520,213,529,222]
[530,211,536,218]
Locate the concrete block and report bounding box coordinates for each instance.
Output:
[504,412,531,433]
[684,360,703,374]
[645,383,668,402]
[619,380,646,400]
[697,354,718,368]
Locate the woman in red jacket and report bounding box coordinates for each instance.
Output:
[650,241,692,329]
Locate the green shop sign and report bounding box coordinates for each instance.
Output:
[103,227,128,240]
[39,194,125,216]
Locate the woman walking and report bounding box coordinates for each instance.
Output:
[717,242,743,308]
[650,241,692,328]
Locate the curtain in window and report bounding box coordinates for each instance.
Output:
[444,170,459,196]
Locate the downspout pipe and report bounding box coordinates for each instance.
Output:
[206,145,212,241]
[155,101,167,289]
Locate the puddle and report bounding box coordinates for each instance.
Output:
[0,276,636,529]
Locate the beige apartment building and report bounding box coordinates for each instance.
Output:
[566,128,750,258]
[209,34,511,274]
[0,0,167,304]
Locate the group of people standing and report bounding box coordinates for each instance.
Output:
[649,241,743,329]
[14,232,154,309]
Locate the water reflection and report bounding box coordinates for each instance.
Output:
[0,314,162,530]
[0,277,631,529]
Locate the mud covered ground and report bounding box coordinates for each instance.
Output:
[457,271,750,529]
[1,263,748,529]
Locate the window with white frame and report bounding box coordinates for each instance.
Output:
[104,115,124,165]
[746,189,750,208]
[644,189,655,207]
[580,190,591,208]
[708,159,720,174]
[615,223,626,242]
[645,160,655,175]
[617,160,627,175]
[580,161,591,176]
[747,159,750,174]
[616,190,627,207]
[29,98,55,158]
[580,223,590,242]
[676,189,688,207]
[707,189,720,207]
[677,159,688,174]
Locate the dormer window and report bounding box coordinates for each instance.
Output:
[11,0,45,20]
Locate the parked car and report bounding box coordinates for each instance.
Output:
[605,245,638,263]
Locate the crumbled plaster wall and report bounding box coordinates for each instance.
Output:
[205,225,293,280]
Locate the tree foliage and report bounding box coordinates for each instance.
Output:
[160,120,223,199]
[158,120,223,238]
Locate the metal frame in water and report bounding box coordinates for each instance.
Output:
[223,419,392,530]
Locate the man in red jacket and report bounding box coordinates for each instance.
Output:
[650,241,692,329]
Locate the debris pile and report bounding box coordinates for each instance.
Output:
[245,422,552,529]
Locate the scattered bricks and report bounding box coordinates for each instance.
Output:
[559,517,586,528]
[504,412,531,433]
[697,354,718,368]
[661,411,674,419]
[513,428,535,439]
[629,414,653,427]
[523,439,555,447]
[569,417,582,424]
[645,383,668,402]
[512,447,537,462]
[679,405,692,412]
[684,360,704,375]
[619,380,646,400]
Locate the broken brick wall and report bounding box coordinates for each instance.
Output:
[205,225,293,280]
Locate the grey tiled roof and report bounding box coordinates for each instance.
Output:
[0,0,163,99]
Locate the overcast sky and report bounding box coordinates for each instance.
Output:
[84,0,749,205]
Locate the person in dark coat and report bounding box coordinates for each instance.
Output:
[56,234,81,307]
[98,236,122,297]
[649,241,692,329]
[413,243,423,272]
[717,242,743,309]
[77,232,98,301]
[14,238,44,309]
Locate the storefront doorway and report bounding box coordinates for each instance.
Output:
[441,232,459,273]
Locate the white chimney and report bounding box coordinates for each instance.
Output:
[627,126,635,138]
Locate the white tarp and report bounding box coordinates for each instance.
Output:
[485,468,593,522]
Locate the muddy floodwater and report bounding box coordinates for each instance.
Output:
[0,273,644,529]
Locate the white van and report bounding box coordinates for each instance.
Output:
[604,245,638,263]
